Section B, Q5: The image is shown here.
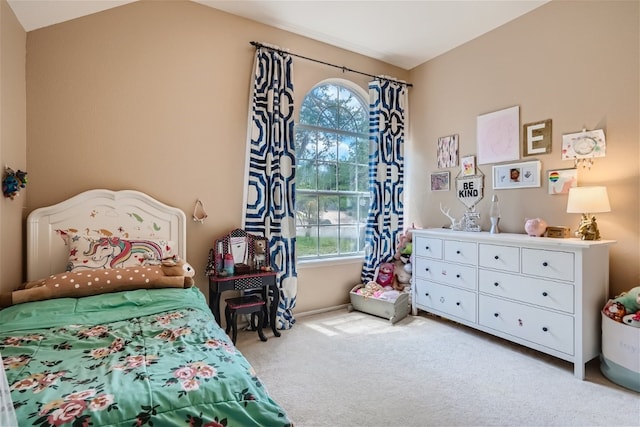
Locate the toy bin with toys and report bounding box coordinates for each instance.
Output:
[600,286,640,392]
[348,226,415,324]
[348,284,410,324]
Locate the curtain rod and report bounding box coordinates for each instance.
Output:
[250,41,413,88]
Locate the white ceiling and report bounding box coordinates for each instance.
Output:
[7,0,549,70]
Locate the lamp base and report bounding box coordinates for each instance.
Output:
[575,213,601,240]
[490,217,500,234]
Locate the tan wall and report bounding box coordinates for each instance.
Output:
[11,0,639,311]
[22,0,407,312]
[0,0,27,292]
[407,0,639,297]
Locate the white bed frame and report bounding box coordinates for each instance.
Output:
[26,189,186,281]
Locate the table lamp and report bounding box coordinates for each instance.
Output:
[566,186,610,240]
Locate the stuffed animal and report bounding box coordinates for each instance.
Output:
[622,313,640,328]
[376,262,395,287]
[603,301,627,323]
[393,259,411,291]
[358,281,385,298]
[394,224,417,261]
[613,286,640,314]
[0,256,195,308]
[254,239,269,270]
[603,286,640,323]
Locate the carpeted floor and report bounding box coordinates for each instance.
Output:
[237,308,639,427]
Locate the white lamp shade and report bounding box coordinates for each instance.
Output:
[566,186,611,214]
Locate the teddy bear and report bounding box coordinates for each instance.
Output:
[393,258,411,291]
[603,286,640,323]
[0,256,195,308]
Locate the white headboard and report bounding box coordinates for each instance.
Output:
[27,189,186,281]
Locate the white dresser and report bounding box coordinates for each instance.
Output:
[411,228,615,379]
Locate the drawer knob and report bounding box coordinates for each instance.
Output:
[425,292,430,296]
[542,291,548,297]
[542,327,549,332]
[456,302,461,306]
[494,313,499,318]
[456,250,461,254]
[456,274,461,278]
[493,282,499,287]
[425,246,430,250]
[542,262,549,267]
[494,255,499,260]
[425,268,430,272]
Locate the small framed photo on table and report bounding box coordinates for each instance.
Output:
[430,171,450,192]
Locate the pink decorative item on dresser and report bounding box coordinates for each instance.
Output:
[524,218,548,236]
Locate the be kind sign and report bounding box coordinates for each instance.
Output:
[456,175,484,209]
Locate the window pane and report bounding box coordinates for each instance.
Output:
[297,159,317,190]
[338,163,356,191]
[337,87,367,133]
[338,134,355,162]
[357,165,369,192]
[355,137,369,164]
[339,224,360,253]
[358,195,371,221]
[318,225,339,256]
[295,127,317,160]
[296,194,319,227]
[318,195,339,225]
[296,233,318,257]
[317,162,337,191]
[340,196,358,224]
[317,131,337,162]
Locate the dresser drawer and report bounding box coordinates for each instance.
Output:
[414,258,476,291]
[478,244,520,272]
[444,240,477,265]
[415,279,476,323]
[414,236,443,259]
[478,269,574,313]
[479,295,574,355]
[522,248,574,282]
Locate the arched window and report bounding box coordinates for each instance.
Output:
[295,80,370,259]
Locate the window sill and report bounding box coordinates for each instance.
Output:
[297,256,364,269]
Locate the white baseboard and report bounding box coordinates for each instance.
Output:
[294,304,349,319]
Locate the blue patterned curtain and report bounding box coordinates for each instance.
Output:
[243,45,298,329]
[361,79,407,283]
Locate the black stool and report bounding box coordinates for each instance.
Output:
[224,295,268,344]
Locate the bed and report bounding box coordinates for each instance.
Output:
[0,189,292,426]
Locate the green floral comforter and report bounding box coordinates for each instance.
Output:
[0,287,292,427]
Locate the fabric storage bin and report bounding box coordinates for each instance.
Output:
[600,312,640,392]
[348,284,410,324]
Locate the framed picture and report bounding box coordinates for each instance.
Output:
[493,160,541,189]
[547,168,577,195]
[477,105,520,165]
[437,134,459,168]
[430,171,450,192]
[461,155,476,176]
[562,129,606,160]
[523,119,552,157]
